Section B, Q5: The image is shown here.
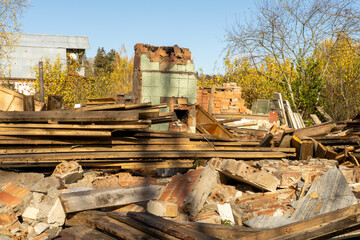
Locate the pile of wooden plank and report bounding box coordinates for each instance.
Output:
[275,117,360,165]
[60,203,360,240]
[0,103,296,168]
[62,211,260,239]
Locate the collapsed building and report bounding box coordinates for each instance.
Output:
[0,44,359,239]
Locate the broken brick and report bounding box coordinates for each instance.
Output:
[0,208,16,226]
[157,168,205,208]
[147,201,178,217]
[0,191,22,207]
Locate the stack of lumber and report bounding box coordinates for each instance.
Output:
[0,129,296,168]
[0,102,296,168]
[277,118,360,165]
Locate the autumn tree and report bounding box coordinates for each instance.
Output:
[108,46,133,95]
[226,0,360,112]
[35,46,134,108]
[317,35,360,120]
[0,0,29,77]
[93,47,116,76]
[33,55,89,108]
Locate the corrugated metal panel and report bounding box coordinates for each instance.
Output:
[8,47,66,79]
[2,33,90,79]
[18,33,90,49]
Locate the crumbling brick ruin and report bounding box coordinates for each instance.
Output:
[132,44,197,132]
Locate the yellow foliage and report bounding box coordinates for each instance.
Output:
[316,34,360,120]
[0,0,29,78]
[33,49,134,109]
[200,54,291,107]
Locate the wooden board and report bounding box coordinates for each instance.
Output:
[108,213,179,240]
[196,105,234,139]
[0,85,44,111]
[87,216,158,240]
[0,160,195,169]
[0,151,292,162]
[0,145,296,155]
[0,128,111,137]
[0,137,192,145]
[294,121,335,139]
[0,122,151,130]
[58,225,117,240]
[128,212,219,240]
[0,110,141,122]
[179,221,261,239]
[240,203,360,240]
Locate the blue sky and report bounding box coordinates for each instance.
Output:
[21,1,255,74]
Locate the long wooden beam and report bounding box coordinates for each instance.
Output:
[0,128,112,137]
[127,212,218,240]
[0,151,292,162]
[0,110,144,122]
[0,121,151,129]
[240,203,360,240]
[0,145,296,155]
[0,160,195,169]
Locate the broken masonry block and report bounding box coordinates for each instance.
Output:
[183,165,219,217]
[147,200,178,217]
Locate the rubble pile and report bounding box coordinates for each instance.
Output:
[2,91,360,239]
[0,153,359,239]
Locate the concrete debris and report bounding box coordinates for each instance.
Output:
[0,157,359,239]
[147,200,178,217]
[217,203,235,225]
[28,176,62,193]
[22,207,39,221]
[290,166,358,221]
[47,198,66,227]
[0,234,12,240]
[33,222,49,235]
[59,184,165,213]
[183,165,219,217]
[209,158,279,192]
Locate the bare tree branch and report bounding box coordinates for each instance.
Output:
[226,0,360,109]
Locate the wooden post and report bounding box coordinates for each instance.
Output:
[23,95,35,111]
[47,95,63,110]
[39,61,45,103]
[208,85,215,115]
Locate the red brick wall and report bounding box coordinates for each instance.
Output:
[197,83,247,114]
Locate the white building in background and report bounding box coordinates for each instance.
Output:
[0,33,90,94]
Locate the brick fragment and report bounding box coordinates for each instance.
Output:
[0,191,22,207]
[157,168,205,208]
[147,200,178,217]
[0,209,16,226]
[2,183,30,198]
